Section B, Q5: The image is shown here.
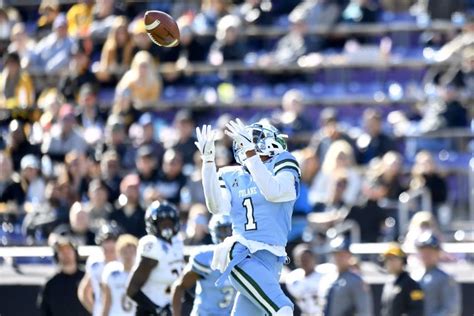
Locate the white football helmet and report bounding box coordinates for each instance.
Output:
[233,121,288,165]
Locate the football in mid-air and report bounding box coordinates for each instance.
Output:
[144,10,180,47]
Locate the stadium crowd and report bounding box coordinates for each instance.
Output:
[0,0,472,315]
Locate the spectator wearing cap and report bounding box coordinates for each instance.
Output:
[36,0,60,39]
[172,109,198,167]
[0,51,35,109]
[41,104,88,161]
[58,45,98,102]
[29,13,75,74]
[355,109,396,164]
[320,237,373,316]
[66,0,94,37]
[83,178,114,230]
[5,119,41,171]
[381,243,424,316]
[89,0,120,39]
[20,154,46,204]
[415,232,461,316]
[209,15,247,66]
[38,238,89,316]
[116,50,161,111]
[52,201,96,246]
[8,22,36,68]
[0,152,25,207]
[109,174,146,238]
[156,149,187,205]
[135,145,159,195]
[96,16,133,83]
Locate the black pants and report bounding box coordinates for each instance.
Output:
[135,305,171,316]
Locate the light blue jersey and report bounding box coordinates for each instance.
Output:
[190,246,236,316]
[219,151,300,247]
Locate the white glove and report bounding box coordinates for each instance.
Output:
[194,124,216,162]
[225,118,255,154]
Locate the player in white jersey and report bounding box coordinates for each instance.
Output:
[101,234,138,316]
[285,244,334,316]
[78,224,119,316]
[127,200,184,316]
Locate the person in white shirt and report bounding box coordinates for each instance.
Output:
[78,225,119,316]
[101,234,138,316]
[126,200,184,316]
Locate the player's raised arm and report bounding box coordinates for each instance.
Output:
[195,124,231,214]
[225,118,299,202]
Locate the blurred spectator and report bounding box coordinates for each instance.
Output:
[83,178,114,229]
[97,115,135,169]
[52,202,96,246]
[272,89,313,141]
[209,15,246,65]
[58,46,97,102]
[20,155,46,204]
[309,140,362,206]
[381,243,424,316]
[193,0,231,35]
[0,8,12,40]
[356,109,396,164]
[372,151,406,202]
[5,120,40,171]
[0,51,35,109]
[410,151,448,219]
[236,0,274,26]
[312,170,350,213]
[8,23,35,67]
[174,23,208,68]
[96,16,134,83]
[29,13,75,74]
[260,9,316,65]
[285,244,327,315]
[134,113,164,162]
[0,152,25,206]
[129,18,160,59]
[89,0,118,38]
[110,174,146,238]
[156,149,187,205]
[415,233,461,316]
[404,211,442,250]
[135,145,159,195]
[184,203,212,245]
[425,0,464,21]
[116,50,161,111]
[310,108,355,163]
[64,151,90,199]
[111,89,139,128]
[38,238,89,316]
[345,177,391,242]
[100,150,122,203]
[341,0,378,24]
[180,152,206,211]
[37,0,60,39]
[66,0,95,37]
[320,237,373,316]
[42,104,88,160]
[172,110,198,168]
[75,84,106,133]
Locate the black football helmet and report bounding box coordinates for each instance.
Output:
[145,200,180,241]
[95,222,121,245]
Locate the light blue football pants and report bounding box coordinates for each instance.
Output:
[228,242,293,315]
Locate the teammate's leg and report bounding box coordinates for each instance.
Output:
[231,292,265,316]
[229,243,293,315]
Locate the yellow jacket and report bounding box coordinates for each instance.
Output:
[66,3,94,36]
[0,71,35,109]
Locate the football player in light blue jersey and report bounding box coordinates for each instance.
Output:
[171,214,236,316]
[195,119,301,316]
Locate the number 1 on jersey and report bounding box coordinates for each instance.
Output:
[243,197,257,231]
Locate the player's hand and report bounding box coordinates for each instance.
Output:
[225,118,255,153]
[195,124,216,162]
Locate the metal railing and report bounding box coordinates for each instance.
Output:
[398,187,433,236]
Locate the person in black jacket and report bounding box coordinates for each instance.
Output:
[381,243,424,316]
[38,237,89,316]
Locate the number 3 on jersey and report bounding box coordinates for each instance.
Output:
[243,197,257,231]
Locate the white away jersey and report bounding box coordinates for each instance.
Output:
[285,264,336,316]
[102,261,135,316]
[135,235,184,307]
[86,252,106,316]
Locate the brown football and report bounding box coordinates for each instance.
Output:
[144,10,180,47]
